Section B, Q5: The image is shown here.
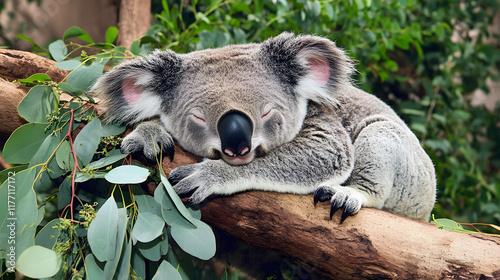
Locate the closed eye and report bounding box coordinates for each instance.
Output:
[192,114,206,123]
[261,109,272,119]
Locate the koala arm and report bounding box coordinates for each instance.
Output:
[169,106,355,205]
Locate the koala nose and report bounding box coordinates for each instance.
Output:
[217,111,253,157]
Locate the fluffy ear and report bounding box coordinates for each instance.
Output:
[91,50,182,124]
[259,32,355,105]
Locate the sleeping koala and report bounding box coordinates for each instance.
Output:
[92,32,436,222]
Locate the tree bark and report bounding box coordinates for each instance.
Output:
[201,192,500,279]
[0,49,71,136]
[116,0,151,48]
[1,49,499,280]
[0,49,69,82]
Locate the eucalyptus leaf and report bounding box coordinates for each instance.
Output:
[87,197,119,262]
[131,212,165,243]
[105,165,150,184]
[15,73,52,85]
[48,39,67,62]
[85,254,104,280]
[86,154,128,170]
[101,123,126,137]
[154,183,194,227]
[63,26,94,43]
[74,117,102,166]
[29,134,62,168]
[74,171,107,183]
[0,169,38,257]
[18,85,58,123]
[105,26,119,44]
[152,260,182,280]
[57,177,72,210]
[0,165,28,185]
[67,62,104,91]
[160,174,197,227]
[131,248,146,280]
[103,208,128,279]
[55,140,74,172]
[35,219,63,249]
[16,245,62,278]
[55,60,82,71]
[170,218,216,260]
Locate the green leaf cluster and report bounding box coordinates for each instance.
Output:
[0,28,215,279]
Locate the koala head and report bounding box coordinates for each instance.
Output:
[92,33,354,165]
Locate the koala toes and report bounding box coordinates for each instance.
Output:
[314,186,364,223]
[120,123,175,161]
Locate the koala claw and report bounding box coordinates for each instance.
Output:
[314,185,363,223]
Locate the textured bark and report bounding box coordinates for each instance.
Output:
[201,192,500,279]
[0,49,69,82]
[116,0,151,48]
[0,79,28,137]
[0,49,71,136]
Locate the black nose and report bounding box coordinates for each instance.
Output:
[217,111,253,157]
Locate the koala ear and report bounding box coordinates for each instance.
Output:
[91,50,182,124]
[260,32,355,105]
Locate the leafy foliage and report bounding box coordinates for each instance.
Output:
[0,28,215,279]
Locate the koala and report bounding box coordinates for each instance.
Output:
[91,32,436,223]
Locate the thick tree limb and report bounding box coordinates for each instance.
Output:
[0,49,70,136]
[0,49,68,82]
[201,192,500,279]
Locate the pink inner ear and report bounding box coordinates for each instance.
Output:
[308,57,331,85]
[122,79,142,104]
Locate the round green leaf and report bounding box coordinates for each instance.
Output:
[17,85,58,123]
[87,197,119,262]
[55,60,82,71]
[101,123,126,137]
[86,153,128,170]
[35,218,62,249]
[48,39,67,62]
[85,254,104,279]
[152,260,182,280]
[74,117,102,166]
[170,218,216,260]
[16,245,61,278]
[132,212,165,243]
[105,165,150,184]
[63,26,94,44]
[105,26,119,43]
[67,62,104,91]
[160,175,197,227]
[3,123,51,164]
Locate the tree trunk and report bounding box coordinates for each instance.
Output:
[1,49,499,280]
[116,0,151,48]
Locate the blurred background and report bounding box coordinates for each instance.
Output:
[1,0,499,225]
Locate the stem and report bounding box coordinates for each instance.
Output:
[60,109,80,220]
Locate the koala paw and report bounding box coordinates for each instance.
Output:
[168,161,225,206]
[121,121,175,161]
[314,185,364,223]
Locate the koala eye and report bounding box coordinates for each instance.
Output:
[261,109,273,120]
[192,114,206,123]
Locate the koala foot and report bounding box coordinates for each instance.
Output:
[314,185,364,223]
[121,120,175,161]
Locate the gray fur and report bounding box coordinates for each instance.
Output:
[92,33,436,222]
